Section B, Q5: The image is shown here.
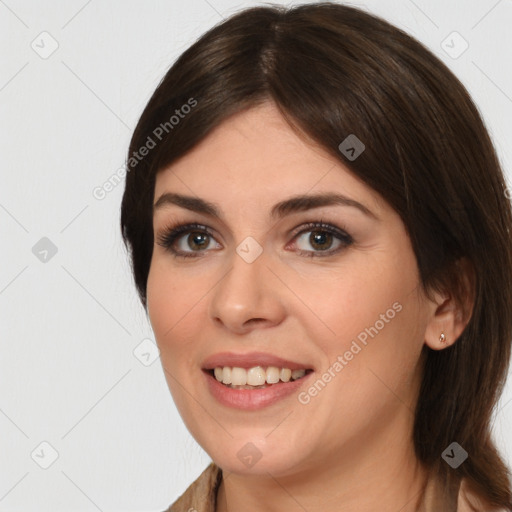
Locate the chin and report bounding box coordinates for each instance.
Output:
[200,435,311,477]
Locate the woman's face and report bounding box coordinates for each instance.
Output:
[147,101,435,476]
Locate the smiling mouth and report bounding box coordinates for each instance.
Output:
[205,367,314,389]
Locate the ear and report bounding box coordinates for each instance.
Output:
[424,257,475,351]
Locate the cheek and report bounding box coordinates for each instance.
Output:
[297,262,409,345]
[306,288,425,440]
[146,262,174,339]
[311,248,424,384]
[146,261,204,357]
[146,264,207,412]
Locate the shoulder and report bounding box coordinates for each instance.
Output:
[163,462,222,512]
[457,478,510,512]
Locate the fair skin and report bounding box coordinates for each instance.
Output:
[147,101,469,512]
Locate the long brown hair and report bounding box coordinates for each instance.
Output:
[120,3,512,508]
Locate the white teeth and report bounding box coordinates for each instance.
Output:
[266,366,280,384]
[221,367,231,385]
[212,366,309,386]
[280,368,292,382]
[231,367,247,386]
[291,369,306,380]
[247,366,266,386]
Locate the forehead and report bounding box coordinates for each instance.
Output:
[153,102,384,216]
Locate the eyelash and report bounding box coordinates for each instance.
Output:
[155,221,354,259]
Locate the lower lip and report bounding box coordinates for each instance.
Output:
[203,370,313,410]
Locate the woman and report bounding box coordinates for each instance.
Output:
[120,2,512,511]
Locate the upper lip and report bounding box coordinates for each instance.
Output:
[202,351,314,371]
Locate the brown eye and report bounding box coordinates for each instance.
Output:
[186,232,211,251]
[308,231,334,251]
[156,223,220,258]
[291,222,353,257]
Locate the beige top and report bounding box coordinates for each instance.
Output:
[164,462,509,512]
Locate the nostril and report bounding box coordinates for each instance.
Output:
[245,318,266,326]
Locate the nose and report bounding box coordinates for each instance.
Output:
[208,246,286,335]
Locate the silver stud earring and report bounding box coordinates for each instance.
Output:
[439,332,446,343]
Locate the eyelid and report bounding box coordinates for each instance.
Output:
[288,220,352,241]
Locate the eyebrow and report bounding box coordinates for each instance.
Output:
[153,192,378,220]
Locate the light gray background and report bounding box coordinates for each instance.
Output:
[1,0,511,510]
